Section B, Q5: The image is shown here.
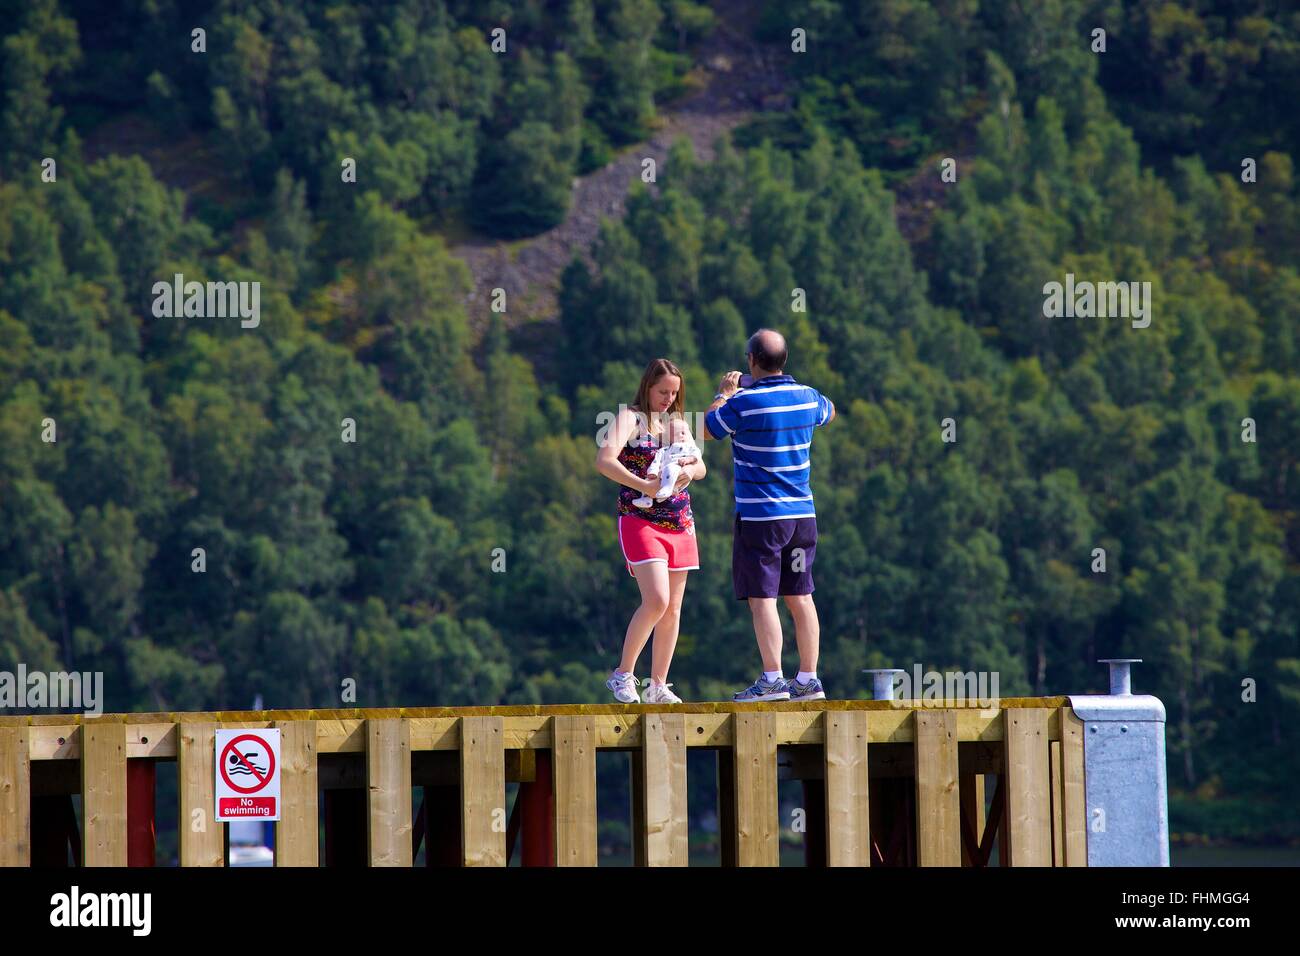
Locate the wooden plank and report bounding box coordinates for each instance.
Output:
[1050,739,1064,866]
[178,722,223,866]
[775,711,822,745]
[366,718,412,867]
[686,714,730,747]
[275,720,318,867]
[914,710,961,866]
[460,716,506,866]
[732,713,778,866]
[125,723,177,759]
[81,721,128,866]
[595,715,639,749]
[824,710,870,867]
[507,748,536,783]
[1003,708,1051,866]
[959,772,986,866]
[19,706,1047,759]
[955,709,1006,742]
[0,725,31,865]
[1060,706,1087,866]
[641,713,688,866]
[503,717,551,750]
[552,716,597,866]
[28,725,79,760]
[870,709,915,743]
[316,718,367,754]
[407,717,459,752]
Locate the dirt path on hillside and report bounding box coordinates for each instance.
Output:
[452,0,790,335]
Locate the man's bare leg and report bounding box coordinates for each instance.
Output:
[784,593,820,673]
[748,597,783,672]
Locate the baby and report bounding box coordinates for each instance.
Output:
[632,418,701,508]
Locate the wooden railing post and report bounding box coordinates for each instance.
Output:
[1003,708,1051,866]
[275,719,318,867]
[82,721,127,866]
[178,721,223,867]
[1060,707,1087,866]
[0,724,31,866]
[824,711,870,867]
[640,713,688,866]
[733,713,778,866]
[915,710,961,866]
[460,716,506,866]
[552,716,597,866]
[366,718,412,867]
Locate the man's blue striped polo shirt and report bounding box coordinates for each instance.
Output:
[704,374,834,521]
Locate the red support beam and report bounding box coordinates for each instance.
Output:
[127,759,156,867]
[519,750,555,866]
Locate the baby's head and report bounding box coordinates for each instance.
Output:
[665,417,690,445]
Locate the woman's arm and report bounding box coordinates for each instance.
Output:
[595,407,658,495]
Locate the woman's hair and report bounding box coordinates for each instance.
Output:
[631,358,685,434]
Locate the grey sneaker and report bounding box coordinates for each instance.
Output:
[733,675,790,702]
[787,676,826,701]
[607,671,640,703]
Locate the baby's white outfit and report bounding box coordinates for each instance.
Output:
[632,439,702,508]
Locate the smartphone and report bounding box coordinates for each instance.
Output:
[738,373,754,389]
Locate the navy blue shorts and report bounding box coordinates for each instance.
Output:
[732,515,817,600]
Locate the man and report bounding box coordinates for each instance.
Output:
[702,328,836,702]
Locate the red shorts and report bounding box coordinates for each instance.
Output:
[619,514,699,575]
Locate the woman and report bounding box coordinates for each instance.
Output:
[594,358,706,703]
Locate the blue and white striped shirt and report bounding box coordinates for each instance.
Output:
[704,374,833,521]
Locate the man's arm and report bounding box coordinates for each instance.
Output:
[700,371,743,441]
[817,393,836,426]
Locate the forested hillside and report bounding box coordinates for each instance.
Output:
[1,0,1297,845]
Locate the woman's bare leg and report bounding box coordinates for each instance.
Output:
[618,562,670,674]
[649,570,689,683]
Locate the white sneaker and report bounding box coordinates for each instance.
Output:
[607,671,640,703]
[631,495,654,508]
[641,680,683,704]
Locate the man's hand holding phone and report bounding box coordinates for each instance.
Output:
[717,371,744,399]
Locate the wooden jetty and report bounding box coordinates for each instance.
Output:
[0,697,1087,867]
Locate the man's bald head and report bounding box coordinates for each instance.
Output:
[747,328,788,374]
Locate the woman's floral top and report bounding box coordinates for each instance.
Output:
[616,421,694,533]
